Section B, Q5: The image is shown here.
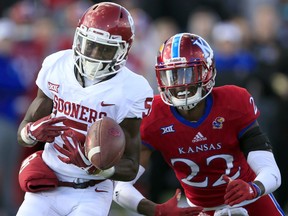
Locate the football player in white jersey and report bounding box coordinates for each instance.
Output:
[16,2,153,216]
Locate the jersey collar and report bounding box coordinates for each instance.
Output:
[170,94,213,128]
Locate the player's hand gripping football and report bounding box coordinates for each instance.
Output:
[155,189,203,216]
[54,134,97,174]
[21,114,69,144]
[223,175,260,206]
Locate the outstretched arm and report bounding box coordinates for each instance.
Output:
[137,188,203,216]
[113,145,203,216]
[111,118,143,181]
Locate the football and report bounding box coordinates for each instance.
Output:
[84,116,125,170]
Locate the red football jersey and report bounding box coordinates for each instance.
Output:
[141,85,260,207]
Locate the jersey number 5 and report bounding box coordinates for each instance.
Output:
[142,97,153,118]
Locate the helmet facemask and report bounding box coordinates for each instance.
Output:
[157,61,216,110]
[73,25,129,82]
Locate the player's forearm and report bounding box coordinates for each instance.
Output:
[137,199,157,216]
[111,158,139,181]
[113,166,146,212]
[17,92,53,147]
[247,150,281,195]
[111,128,141,181]
[17,120,36,147]
[113,182,156,216]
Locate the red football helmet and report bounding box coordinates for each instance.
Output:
[72,2,135,81]
[155,33,216,110]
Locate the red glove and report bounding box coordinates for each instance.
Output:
[155,189,203,216]
[22,115,69,144]
[54,134,97,174]
[223,176,260,206]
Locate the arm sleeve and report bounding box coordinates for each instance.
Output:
[247,150,281,194]
[113,165,146,212]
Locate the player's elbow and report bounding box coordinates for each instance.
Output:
[129,166,139,181]
[120,159,139,181]
[262,166,281,194]
[273,167,281,189]
[125,162,139,181]
[248,150,282,194]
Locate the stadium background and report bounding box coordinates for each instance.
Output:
[0,0,287,215]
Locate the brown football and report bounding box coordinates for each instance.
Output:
[84,116,125,170]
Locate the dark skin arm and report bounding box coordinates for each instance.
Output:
[128,145,203,216]
[137,200,157,216]
[57,117,144,181]
[136,144,158,215]
[111,118,143,181]
[17,88,53,147]
[57,117,143,181]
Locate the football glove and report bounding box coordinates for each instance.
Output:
[54,134,97,174]
[21,115,68,144]
[223,175,260,206]
[155,189,203,216]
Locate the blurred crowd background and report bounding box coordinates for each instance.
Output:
[0,0,288,215]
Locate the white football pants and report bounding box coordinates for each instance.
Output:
[17,179,113,216]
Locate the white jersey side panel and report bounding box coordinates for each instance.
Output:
[35,49,153,180]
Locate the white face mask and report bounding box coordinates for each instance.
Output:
[82,60,105,80]
[170,86,203,110]
[73,26,129,82]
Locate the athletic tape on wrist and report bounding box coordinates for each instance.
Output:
[20,125,37,145]
[98,166,115,178]
[249,182,262,197]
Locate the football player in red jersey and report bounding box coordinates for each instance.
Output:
[16,2,153,216]
[113,33,285,216]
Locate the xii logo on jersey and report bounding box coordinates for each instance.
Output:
[48,82,60,93]
[161,125,175,134]
[192,132,207,143]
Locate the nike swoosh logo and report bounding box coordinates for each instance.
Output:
[101,101,115,107]
[95,188,108,193]
[29,119,50,131]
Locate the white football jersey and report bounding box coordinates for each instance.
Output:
[36,49,153,180]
